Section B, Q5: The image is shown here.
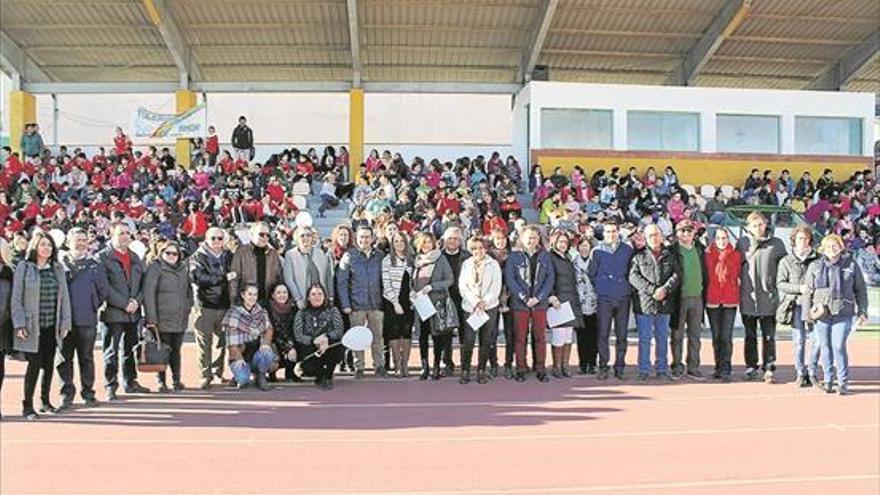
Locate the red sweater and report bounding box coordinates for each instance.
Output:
[704,244,742,306]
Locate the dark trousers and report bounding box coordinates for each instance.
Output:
[742,314,777,371]
[102,321,139,392]
[299,344,344,382]
[461,309,499,372]
[418,321,452,366]
[158,333,185,385]
[24,327,56,410]
[57,325,97,400]
[512,309,547,373]
[671,296,704,373]
[707,307,736,376]
[597,298,630,371]
[576,313,598,368]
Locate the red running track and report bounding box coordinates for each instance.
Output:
[1,336,878,494]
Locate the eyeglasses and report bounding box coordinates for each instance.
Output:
[257,232,270,238]
[210,236,225,241]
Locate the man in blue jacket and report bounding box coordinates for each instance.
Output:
[588,220,634,380]
[504,225,555,383]
[57,227,108,409]
[337,226,385,378]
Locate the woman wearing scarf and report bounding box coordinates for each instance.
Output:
[573,236,598,375]
[382,232,415,378]
[547,230,583,378]
[143,239,193,393]
[267,283,299,382]
[412,232,455,381]
[804,235,869,395]
[293,284,345,390]
[776,226,820,388]
[704,228,742,382]
[222,284,277,391]
[458,236,502,384]
[329,225,354,372]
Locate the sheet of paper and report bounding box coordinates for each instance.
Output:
[413,292,437,321]
[547,301,575,328]
[466,310,490,330]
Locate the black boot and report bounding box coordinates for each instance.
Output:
[419,359,430,381]
[22,400,39,420]
[459,369,471,385]
[431,358,442,380]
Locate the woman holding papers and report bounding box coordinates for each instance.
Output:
[547,230,583,378]
[458,236,503,384]
[412,233,456,381]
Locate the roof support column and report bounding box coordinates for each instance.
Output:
[349,88,365,180]
[9,90,36,156]
[176,89,197,168]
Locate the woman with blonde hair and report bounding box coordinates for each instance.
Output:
[412,232,455,380]
[803,234,869,395]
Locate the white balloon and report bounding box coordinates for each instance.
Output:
[129,240,147,259]
[342,326,373,352]
[48,229,66,248]
[295,211,313,228]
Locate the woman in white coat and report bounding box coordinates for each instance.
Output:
[458,236,503,384]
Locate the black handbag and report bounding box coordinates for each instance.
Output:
[135,325,171,373]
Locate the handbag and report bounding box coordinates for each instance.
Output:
[135,325,171,373]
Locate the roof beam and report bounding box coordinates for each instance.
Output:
[142,0,201,88]
[519,0,558,83]
[346,0,363,87]
[807,30,880,90]
[20,81,522,95]
[0,30,53,88]
[668,0,752,86]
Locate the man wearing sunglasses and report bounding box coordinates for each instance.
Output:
[230,222,282,308]
[190,226,235,389]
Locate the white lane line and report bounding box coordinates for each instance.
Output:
[3,423,876,445]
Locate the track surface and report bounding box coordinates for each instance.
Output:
[1,336,878,494]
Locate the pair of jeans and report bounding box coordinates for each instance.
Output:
[102,321,139,392]
[24,327,57,410]
[671,296,703,373]
[57,325,97,400]
[742,315,777,371]
[318,193,339,215]
[575,313,598,368]
[706,306,736,376]
[636,314,670,375]
[231,340,277,385]
[157,333,185,385]
[512,309,547,373]
[597,297,630,371]
[813,316,853,388]
[791,306,820,377]
[489,309,514,368]
[193,307,227,380]
[461,309,499,372]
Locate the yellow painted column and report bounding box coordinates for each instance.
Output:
[175,89,198,168]
[9,90,36,155]
[349,88,364,180]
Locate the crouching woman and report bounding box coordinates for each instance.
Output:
[293,284,345,390]
[222,284,277,391]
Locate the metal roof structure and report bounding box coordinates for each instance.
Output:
[0,0,878,94]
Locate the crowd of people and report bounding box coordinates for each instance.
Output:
[0,118,874,422]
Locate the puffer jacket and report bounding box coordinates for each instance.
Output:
[587,242,633,301]
[737,233,787,316]
[504,248,555,311]
[628,246,681,315]
[62,252,108,327]
[144,258,194,334]
[96,246,145,324]
[549,250,583,327]
[190,245,234,309]
[803,253,868,319]
[776,249,819,324]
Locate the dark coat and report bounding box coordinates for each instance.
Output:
[412,251,456,335]
[0,266,13,352]
[96,246,145,324]
[190,245,234,309]
[336,248,385,311]
[505,249,555,311]
[62,252,108,327]
[803,254,869,320]
[144,258,194,334]
[587,242,634,301]
[548,250,583,328]
[11,261,73,353]
[737,233,787,316]
[231,124,254,150]
[628,246,681,315]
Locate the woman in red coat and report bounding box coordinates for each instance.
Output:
[704,228,742,382]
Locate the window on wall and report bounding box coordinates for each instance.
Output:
[627,111,700,152]
[716,114,780,153]
[795,117,862,156]
[540,108,613,149]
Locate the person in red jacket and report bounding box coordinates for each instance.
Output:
[181,208,209,240]
[704,228,742,382]
[205,126,219,166]
[113,127,132,156]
